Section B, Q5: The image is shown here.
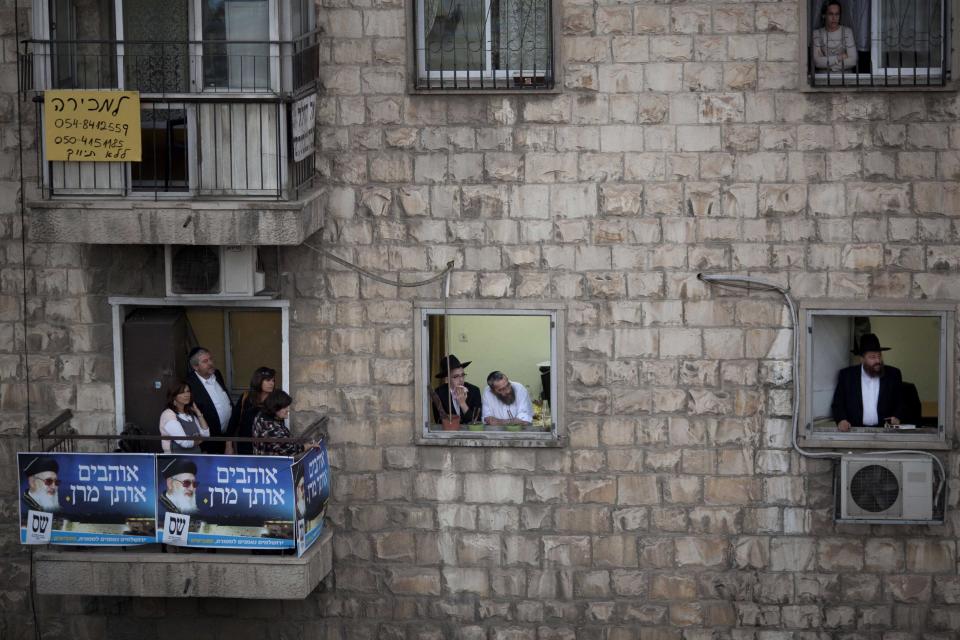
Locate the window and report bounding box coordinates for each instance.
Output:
[413,0,554,90]
[799,300,954,449]
[805,0,950,87]
[415,302,564,446]
[109,297,289,436]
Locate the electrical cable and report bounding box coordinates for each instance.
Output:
[302,240,454,288]
[13,4,42,637]
[697,273,946,506]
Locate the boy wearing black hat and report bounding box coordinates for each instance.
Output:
[433,354,482,424]
[831,333,904,431]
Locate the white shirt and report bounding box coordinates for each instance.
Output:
[860,366,880,426]
[482,382,533,423]
[159,409,210,453]
[197,370,232,427]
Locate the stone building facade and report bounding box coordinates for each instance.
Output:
[3,0,960,637]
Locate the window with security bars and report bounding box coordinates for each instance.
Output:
[414,0,553,90]
[807,0,948,87]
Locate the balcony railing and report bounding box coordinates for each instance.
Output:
[20,35,321,96]
[38,409,328,453]
[19,36,320,200]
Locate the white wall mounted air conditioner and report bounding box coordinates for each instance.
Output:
[165,245,265,297]
[839,454,935,522]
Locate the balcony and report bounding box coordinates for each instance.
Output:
[19,34,325,246]
[26,411,333,600]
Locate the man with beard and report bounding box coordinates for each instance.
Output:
[482,371,534,428]
[160,458,200,515]
[831,333,904,431]
[23,457,61,513]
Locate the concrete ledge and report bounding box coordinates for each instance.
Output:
[33,529,332,599]
[26,188,325,245]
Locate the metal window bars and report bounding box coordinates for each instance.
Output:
[415,0,553,90]
[807,0,947,87]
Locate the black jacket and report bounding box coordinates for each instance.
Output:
[187,369,230,454]
[432,382,482,423]
[831,364,903,427]
[226,393,260,456]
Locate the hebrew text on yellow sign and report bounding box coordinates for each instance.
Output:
[44,90,141,162]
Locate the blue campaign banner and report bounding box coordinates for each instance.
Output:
[292,441,331,557]
[156,454,296,549]
[18,452,157,545]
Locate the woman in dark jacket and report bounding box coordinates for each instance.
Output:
[252,389,302,457]
[226,366,276,455]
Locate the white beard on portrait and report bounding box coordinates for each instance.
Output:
[167,488,198,514]
[28,488,60,512]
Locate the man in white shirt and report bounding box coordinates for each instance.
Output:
[482,371,533,428]
[186,347,232,453]
[831,333,903,431]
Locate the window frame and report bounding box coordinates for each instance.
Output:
[413,300,566,447]
[799,0,955,91]
[408,0,560,93]
[108,296,290,435]
[797,299,955,450]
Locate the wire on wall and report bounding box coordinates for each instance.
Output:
[302,240,454,288]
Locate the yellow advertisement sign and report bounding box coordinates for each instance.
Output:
[43,90,141,162]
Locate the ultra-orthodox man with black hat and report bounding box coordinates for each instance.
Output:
[830,333,905,430]
[433,353,483,424]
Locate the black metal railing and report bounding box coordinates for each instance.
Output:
[21,35,321,96]
[807,0,947,87]
[20,36,320,200]
[414,0,554,90]
[38,409,328,454]
[30,95,316,199]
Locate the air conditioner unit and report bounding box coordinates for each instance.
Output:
[838,454,935,522]
[165,245,265,297]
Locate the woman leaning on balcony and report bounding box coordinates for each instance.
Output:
[252,389,303,457]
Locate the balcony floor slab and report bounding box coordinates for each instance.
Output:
[33,529,332,599]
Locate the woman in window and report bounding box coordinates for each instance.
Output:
[159,381,210,454]
[812,0,857,71]
[226,366,276,455]
[252,389,302,457]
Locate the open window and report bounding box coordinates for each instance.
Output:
[109,297,289,439]
[415,302,564,446]
[799,300,954,449]
[804,0,950,88]
[413,0,554,90]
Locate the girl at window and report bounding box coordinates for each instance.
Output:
[812,0,857,71]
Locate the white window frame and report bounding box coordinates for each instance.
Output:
[414,300,565,447]
[412,0,555,88]
[802,0,952,89]
[108,296,290,434]
[798,299,954,450]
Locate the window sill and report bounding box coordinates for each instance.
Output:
[32,529,332,599]
[799,427,950,450]
[409,84,560,96]
[417,428,565,448]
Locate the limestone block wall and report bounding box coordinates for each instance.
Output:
[2,0,960,637]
